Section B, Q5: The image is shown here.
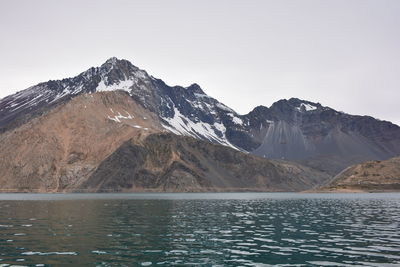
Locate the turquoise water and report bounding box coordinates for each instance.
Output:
[0,193,400,266]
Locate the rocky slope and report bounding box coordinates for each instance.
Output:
[82,133,328,192]
[0,91,328,192]
[247,99,400,174]
[0,91,162,192]
[317,157,400,192]
[1,57,399,184]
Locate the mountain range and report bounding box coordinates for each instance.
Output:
[0,57,399,192]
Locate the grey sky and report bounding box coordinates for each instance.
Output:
[1,0,399,124]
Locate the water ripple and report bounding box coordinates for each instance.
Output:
[0,193,399,266]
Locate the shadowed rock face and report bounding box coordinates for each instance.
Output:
[248,99,400,174]
[1,58,399,178]
[317,157,400,192]
[82,133,330,192]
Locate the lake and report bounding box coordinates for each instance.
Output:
[0,193,400,266]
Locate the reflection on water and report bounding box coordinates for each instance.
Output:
[0,193,400,266]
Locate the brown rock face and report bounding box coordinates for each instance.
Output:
[317,157,400,192]
[0,91,162,192]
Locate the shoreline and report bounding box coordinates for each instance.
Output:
[0,189,399,194]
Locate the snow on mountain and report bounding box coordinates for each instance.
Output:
[1,57,152,113]
[227,113,244,125]
[161,106,238,149]
[0,58,244,150]
[296,102,318,112]
[97,80,134,93]
[0,57,154,130]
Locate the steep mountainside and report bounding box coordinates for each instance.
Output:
[1,57,399,176]
[82,133,328,192]
[247,99,400,173]
[0,91,328,192]
[317,157,400,192]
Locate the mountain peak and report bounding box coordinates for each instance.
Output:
[100,57,136,71]
[104,57,119,64]
[102,57,133,65]
[270,98,322,113]
[186,83,205,94]
[288,98,318,106]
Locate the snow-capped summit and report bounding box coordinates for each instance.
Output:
[0,58,244,149]
[0,58,152,124]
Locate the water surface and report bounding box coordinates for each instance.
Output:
[0,193,400,266]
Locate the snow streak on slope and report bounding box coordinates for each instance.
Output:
[161,106,239,150]
[107,109,134,122]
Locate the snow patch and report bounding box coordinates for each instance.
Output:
[97,79,134,93]
[297,103,317,112]
[194,93,212,99]
[107,111,134,122]
[162,107,238,150]
[227,113,243,125]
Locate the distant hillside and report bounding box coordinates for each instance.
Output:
[316,157,400,192]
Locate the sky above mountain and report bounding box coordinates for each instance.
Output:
[0,0,399,125]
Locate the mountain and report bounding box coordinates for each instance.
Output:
[0,91,328,192]
[316,157,400,192]
[0,58,153,133]
[1,57,399,181]
[0,57,246,149]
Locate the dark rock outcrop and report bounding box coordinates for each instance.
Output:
[82,133,330,192]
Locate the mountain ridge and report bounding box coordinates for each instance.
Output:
[1,57,399,177]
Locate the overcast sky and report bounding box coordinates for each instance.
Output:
[0,0,399,124]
